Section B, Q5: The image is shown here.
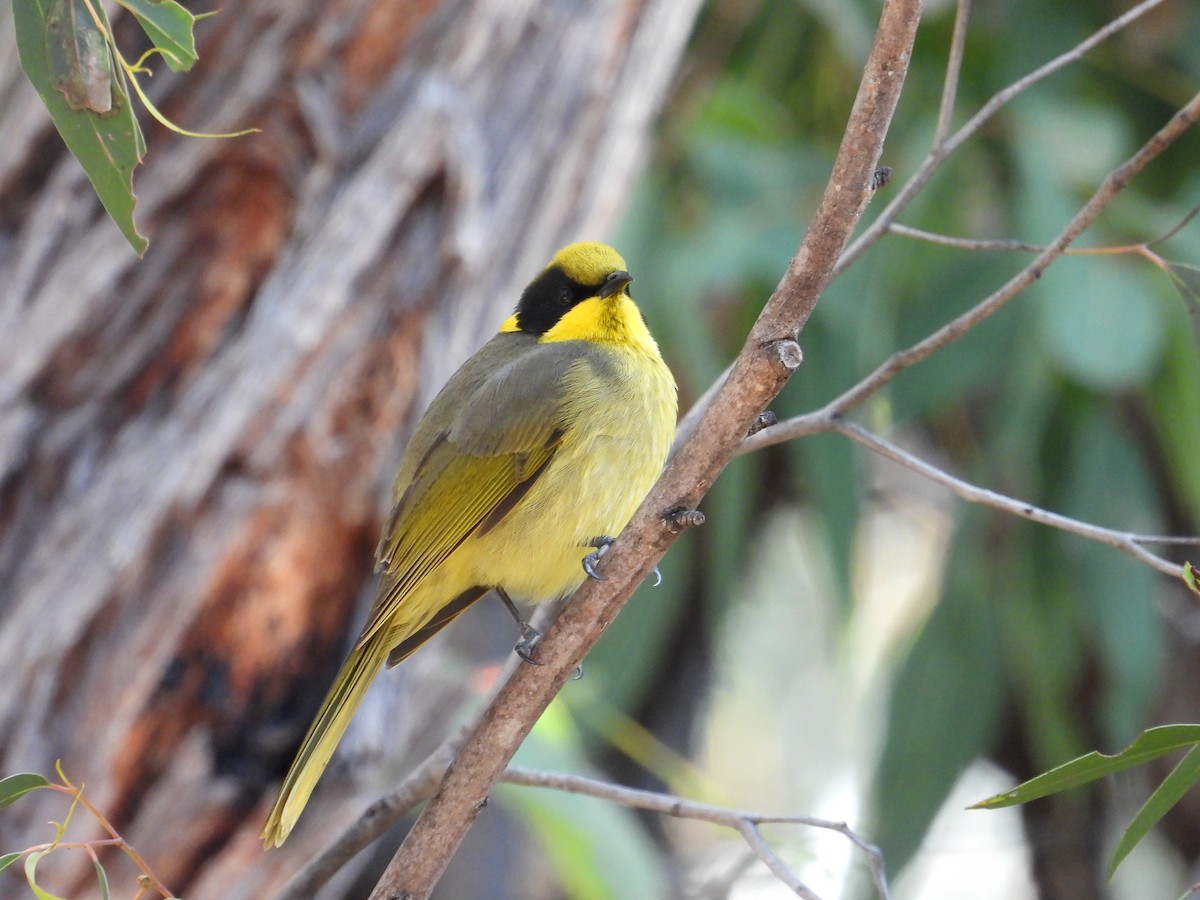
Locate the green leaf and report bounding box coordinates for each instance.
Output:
[1166,262,1200,306]
[1184,563,1199,598]
[45,0,114,112]
[973,724,1200,808]
[0,772,51,810]
[1165,261,1200,351]
[1107,743,1200,879]
[25,850,68,900]
[120,0,199,71]
[93,856,111,900]
[14,0,148,254]
[0,852,23,873]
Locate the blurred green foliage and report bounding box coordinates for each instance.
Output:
[587,0,1200,891]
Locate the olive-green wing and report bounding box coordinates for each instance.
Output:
[357,338,584,649]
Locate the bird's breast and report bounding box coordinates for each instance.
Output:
[470,345,675,602]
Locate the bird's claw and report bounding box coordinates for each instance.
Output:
[582,536,615,580]
[514,623,543,665]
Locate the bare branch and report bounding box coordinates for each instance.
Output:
[364,3,922,896]
[933,0,971,147]
[830,419,1182,578]
[838,0,1172,275]
[501,766,890,900]
[735,406,1186,577]
[734,820,823,900]
[1147,201,1200,247]
[1133,535,1200,546]
[888,223,1044,253]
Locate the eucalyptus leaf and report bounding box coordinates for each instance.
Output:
[93,856,111,900]
[1166,261,1200,305]
[45,0,113,112]
[1107,744,1200,879]
[14,0,147,253]
[121,0,199,71]
[1166,261,1200,351]
[25,850,69,900]
[973,725,1200,808]
[0,772,50,810]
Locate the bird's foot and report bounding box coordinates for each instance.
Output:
[583,535,668,586]
[498,588,543,664]
[514,624,543,665]
[582,536,615,580]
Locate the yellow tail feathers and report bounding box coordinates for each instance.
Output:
[260,636,389,848]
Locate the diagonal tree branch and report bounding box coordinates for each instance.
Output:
[364,1,922,896]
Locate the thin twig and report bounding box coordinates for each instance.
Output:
[829,419,1182,577]
[887,223,1044,253]
[1148,201,1200,247]
[837,0,1172,276]
[1133,535,1200,546]
[736,409,1185,576]
[44,779,174,898]
[933,0,971,147]
[735,820,822,899]
[501,766,890,900]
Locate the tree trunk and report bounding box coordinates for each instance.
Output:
[0,0,702,895]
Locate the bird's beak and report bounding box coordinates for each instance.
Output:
[599,270,633,298]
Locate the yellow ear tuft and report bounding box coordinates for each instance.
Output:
[549,242,628,286]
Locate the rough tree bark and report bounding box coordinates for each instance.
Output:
[0,0,703,895]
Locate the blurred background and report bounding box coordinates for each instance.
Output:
[1,0,1199,897]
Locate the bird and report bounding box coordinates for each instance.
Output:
[261,241,677,846]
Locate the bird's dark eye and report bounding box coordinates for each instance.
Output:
[558,288,572,306]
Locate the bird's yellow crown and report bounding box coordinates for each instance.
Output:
[550,242,628,286]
